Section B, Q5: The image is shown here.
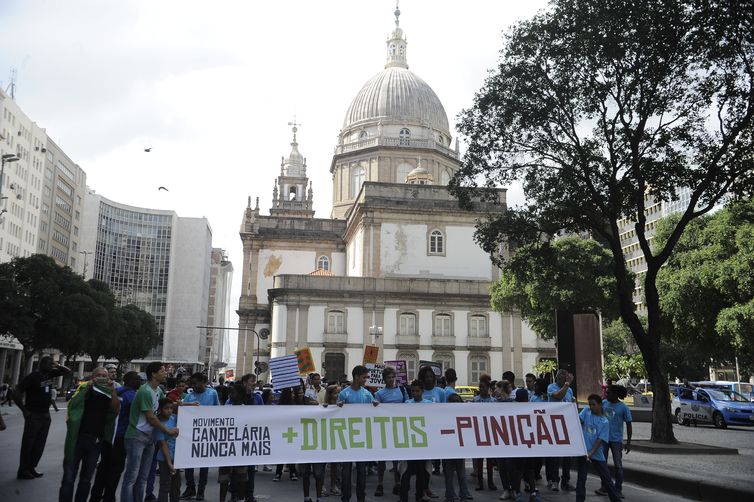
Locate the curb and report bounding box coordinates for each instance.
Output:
[619,465,754,501]
[629,440,738,455]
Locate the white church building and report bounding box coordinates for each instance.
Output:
[235,6,555,386]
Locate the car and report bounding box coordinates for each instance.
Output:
[454,385,479,402]
[672,387,754,428]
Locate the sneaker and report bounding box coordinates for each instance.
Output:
[290,474,298,481]
[374,484,384,496]
[16,471,36,480]
[330,487,341,496]
[514,493,524,502]
[498,490,512,500]
[546,482,558,492]
[195,491,205,501]
[30,470,44,478]
[528,491,541,502]
[272,474,281,482]
[595,488,608,496]
[488,483,498,491]
[180,487,197,499]
[262,466,272,472]
[560,482,576,492]
[304,498,313,502]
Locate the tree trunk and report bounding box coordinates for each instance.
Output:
[642,338,676,443]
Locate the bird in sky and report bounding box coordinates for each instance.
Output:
[158,186,169,191]
[144,147,152,152]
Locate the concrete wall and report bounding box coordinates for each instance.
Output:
[380,223,491,279]
[163,217,212,364]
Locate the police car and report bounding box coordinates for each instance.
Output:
[673,387,754,428]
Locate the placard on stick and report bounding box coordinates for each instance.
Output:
[294,347,316,375]
[419,360,443,377]
[270,355,300,390]
[365,363,386,388]
[363,345,379,365]
[383,360,408,386]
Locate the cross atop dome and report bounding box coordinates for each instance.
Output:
[385,1,408,69]
[287,116,301,144]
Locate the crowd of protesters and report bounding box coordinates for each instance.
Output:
[1,359,634,502]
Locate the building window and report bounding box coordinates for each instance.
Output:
[469,354,489,384]
[289,186,297,201]
[429,230,444,254]
[469,314,488,337]
[399,128,411,146]
[434,313,452,336]
[323,352,346,382]
[327,310,345,334]
[351,165,365,198]
[434,353,454,372]
[399,313,416,336]
[440,168,451,185]
[397,351,418,381]
[317,255,330,271]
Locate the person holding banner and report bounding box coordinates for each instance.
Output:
[337,366,379,502]
[399,381,432,502]
[442,393,473,502]
[509,389,541,502]
[545,369,576,493]
[218,384,249,502]
[374,366,408,497]
[576,395,621,502]
[180,373,220,500]
[155,399,181,502]
[472,375,498,492]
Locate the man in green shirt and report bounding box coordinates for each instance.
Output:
[120,362,178,502]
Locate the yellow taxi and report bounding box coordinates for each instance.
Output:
[454,385,479,402]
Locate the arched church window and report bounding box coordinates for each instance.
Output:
[399,128,411,146]
[317,255,330,271]
[429,229,444,254]
[351,166,365,198]
[289,187,297,201]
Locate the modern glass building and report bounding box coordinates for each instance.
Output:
[80,190,212,368]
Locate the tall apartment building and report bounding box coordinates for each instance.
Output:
[205,248,233,378]
[36,137,87,268]
[80,190,213,370]
[0,88,46,262]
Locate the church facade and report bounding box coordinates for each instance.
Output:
[235,6,555,386]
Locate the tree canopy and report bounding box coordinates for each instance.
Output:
[451,0,754,443]
[0,254,158,366]
[656,198,754,377]
[490,237,618,338]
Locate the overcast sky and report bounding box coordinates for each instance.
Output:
[1,0,548,365]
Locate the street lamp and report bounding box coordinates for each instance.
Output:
[196,325,268,377]
[369,325,383,342]
[0,154,20,217]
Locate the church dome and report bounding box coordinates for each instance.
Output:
[343,66,450,136]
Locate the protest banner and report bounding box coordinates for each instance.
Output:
[294,347,316,374]
[365,363,386,388]
[269,355,300,390]
[419,360,443,377]
[175,402,585,468]
[363,345,379,364]
[383,360,408,386]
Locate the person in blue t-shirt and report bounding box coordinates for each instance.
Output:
[399,381,431,502]
[576,395,621,502]
[337,366,378,502]
[598,385,633,497]
[181,372,219,499]
[155,399,180,502]
[471,375,497,491]
[374,366,407,497]
[443,368,458,400]
[418,366,446,403]
[545,369,576,492]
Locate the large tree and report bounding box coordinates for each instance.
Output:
[111,304,160,366]
[656,198,754,378]
[451,0,754,442]
[490,237,619,338]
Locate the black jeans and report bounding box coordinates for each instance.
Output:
[340,461,367,501]
[158,460,181,502]
[18,410,51,474]
[545,456,571,484]
[399,460,427,502]
[89,436,127,502]
[184,467,208,492]
[246,466,256,499]
[59,433,103,502]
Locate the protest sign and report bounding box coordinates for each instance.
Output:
[174,402,586,468]
[363,345,379,364]
[419,360,442,377]
[383,360,408,386]
[365,363,386,388]
[295,347,316,374]
[269,355,300,390]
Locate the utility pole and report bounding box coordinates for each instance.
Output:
[79,250,93,278]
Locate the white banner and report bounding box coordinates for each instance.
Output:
[174,402,585,468]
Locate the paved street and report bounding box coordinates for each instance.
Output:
[0,404,693,502]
